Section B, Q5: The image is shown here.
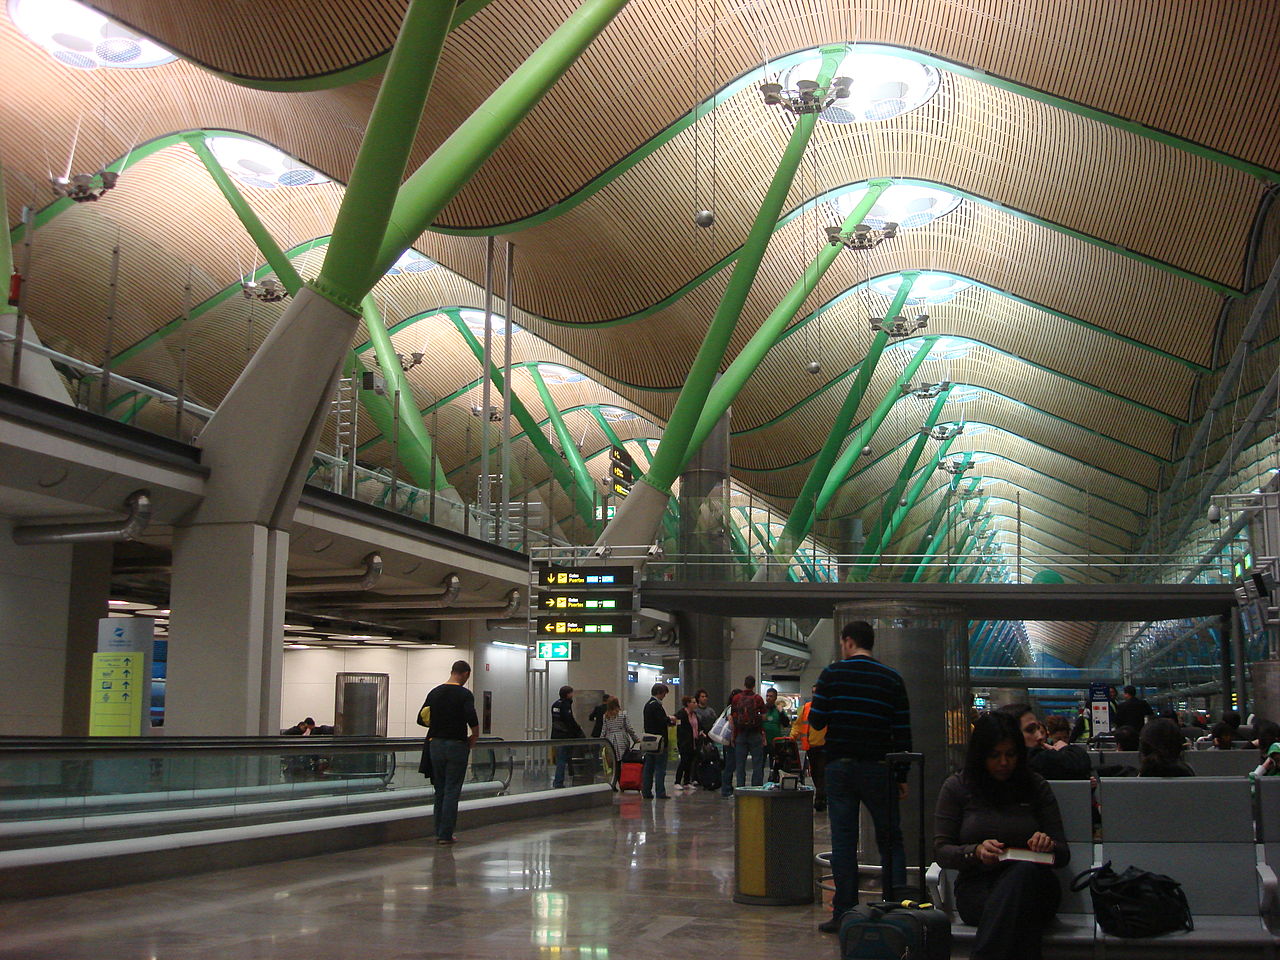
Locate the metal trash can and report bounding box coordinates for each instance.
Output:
[733,785,815,905]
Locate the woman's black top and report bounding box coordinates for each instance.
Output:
[934,771,1069,879]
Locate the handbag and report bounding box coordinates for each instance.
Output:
[1070,861,1193,938]
[637,732,664,753]
[415,702,431,728]
[708,707,733,745]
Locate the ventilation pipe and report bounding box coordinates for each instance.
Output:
[402,588,522,620]
[12,489,151,545]
[304,572,463,609]
[286,552,383,593]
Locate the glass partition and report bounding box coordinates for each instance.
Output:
[0,737,616,849]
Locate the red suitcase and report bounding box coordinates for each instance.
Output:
[618,761,644,792]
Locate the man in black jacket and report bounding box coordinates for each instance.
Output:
[642,683,674,799]
[551,685,584,788]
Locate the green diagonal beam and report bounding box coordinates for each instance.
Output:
[313,0,453,309]
[634,44,847,498]
[811,287,926,520]
[448,311,597,527]
[353,298,453,490]
[909,467,976,582]
[849,388,952,580]
[682,178,894,465]
[371,0,632,282]
[874,431,958,559]
[530,365,596,503]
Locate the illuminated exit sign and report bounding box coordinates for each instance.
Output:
[535,640,581,661]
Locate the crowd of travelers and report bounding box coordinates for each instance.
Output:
[404,635,1270,960]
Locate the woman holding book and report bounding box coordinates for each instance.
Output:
[934,712,1070,960]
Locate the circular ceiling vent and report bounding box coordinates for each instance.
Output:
[10,0,177,69]
[779,50,940,124]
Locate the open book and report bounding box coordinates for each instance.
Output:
[998,847,1054,864]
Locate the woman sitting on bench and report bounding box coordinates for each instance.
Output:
[934,712,1070,960]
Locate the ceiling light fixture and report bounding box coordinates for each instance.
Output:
[759,74,854,117]
[9,0,178,70]
[240,278,287,302]
[901,379,951,399]
[824,220,898,251]
[924,423,964,441]
[777,51,940,124]
[50,170,118,203]
[938,457,973,476]
[869,314,929,338]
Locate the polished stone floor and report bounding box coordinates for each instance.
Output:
[0,781,964,960]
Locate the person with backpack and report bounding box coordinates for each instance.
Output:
[731,676,768,789]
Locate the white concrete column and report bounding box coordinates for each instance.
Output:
[166,522,288,735]
[568,636,627,709]
[0,520,71,734]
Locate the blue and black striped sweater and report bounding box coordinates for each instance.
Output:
[810,655,912,765]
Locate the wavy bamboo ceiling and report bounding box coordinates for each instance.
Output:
[4,1,1279,666]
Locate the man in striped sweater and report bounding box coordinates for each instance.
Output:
[810,620,913,934]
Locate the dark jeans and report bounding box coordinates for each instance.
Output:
[807,745,827,805]
[552,740,574,788]
[956,860,1061,960]
[734,732,765,787]
[674,743,695,785]
[428,738,469,840]
[720,742,736,796]
[825,758,906,915]
[641,747,668,797]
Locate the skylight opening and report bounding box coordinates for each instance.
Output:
[10,0,177,69]
[779,51,940,124]
[538,364,587,385]
[385,249,438,276]
[949,386,984,404]
[869,272,973,305]
[929,336,974,360]
[832,183,963,230]
[460,309,520,337]
[204,136,329,189]
[600,406,639,422]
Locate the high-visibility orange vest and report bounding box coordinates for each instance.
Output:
[791,701,825,749]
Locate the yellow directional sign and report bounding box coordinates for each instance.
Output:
[89,651,143,736]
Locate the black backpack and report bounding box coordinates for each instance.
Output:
[733,694,764,731]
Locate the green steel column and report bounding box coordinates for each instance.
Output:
[683,178,893,465]
[776,279,926,559]
[0,167,14,320]
[813,274,924,514]
[949,512,993,582]
[727,520,756,576]
[449,312,596,526]
[909,469,977,582]
[184,134,305,295]
[589,407,626,451]
[866,388,955,554]
[317,0,454,309]
[638,44,847,496]
[871,432,958,561]
[374,0,633,279]
[531,366,595,501]
[848,387,952,580]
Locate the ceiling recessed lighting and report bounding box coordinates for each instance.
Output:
[9,0,178,70]
[869,272,972,305]
[460,308,520,337]
[286,643,314,649]
[283,624,315,632]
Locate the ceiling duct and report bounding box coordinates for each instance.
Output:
[397,589,523,621]
[286,552,383,593]
[12,489,151,545]
[303,573,463,610]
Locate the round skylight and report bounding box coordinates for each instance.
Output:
[600,406,640,422]
[779,51,940,124]
[869,272,973,305]
[460,309,520,337]
[9,0,178,69]
[385,249,438,276]
[204,136,329,189]
[930,336,974,360]
[832,183,963,230]
[538,364,587,385]
[948,386,983,404]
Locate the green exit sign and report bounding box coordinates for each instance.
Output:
[535,640,580,661]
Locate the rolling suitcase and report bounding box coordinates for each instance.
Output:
[618,761,644,792]
[838,900,950,959]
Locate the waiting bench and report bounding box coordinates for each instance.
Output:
[927,777,1279,959]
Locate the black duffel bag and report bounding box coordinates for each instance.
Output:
[1071,861,1193,938]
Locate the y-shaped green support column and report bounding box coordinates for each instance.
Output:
[449,313,597,527]
[597,44,847,553]
[531,366,596,504]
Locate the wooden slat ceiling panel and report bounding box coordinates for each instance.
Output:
[502,69,1255,313]
[1024,622,1098,662]
[952,461,1143,536]
[93,0,1280,173]
[732,341,1176,469]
